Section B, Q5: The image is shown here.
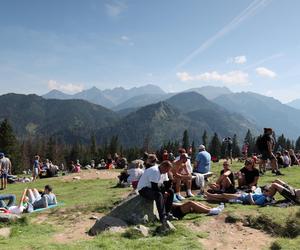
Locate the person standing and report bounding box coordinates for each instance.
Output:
[32,155,40,181]
[0,153,12,190]
[194,145,211,174]
[257,128,283,175]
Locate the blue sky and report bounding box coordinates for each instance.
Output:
[0,0,299,102]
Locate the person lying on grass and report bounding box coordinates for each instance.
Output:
[269,179,300,204]
[0,189,29,214]
[171,200,224,219]
[204,185,273,206]
[26,184,57,210]
[208,160,236,194]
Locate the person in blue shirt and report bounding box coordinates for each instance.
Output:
[194,145,211,174]
[204,185,273,206]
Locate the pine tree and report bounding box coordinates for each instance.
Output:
[182,130,189,151]
[244,129,255,155]
[232,134,241,158]
[0,119,21,173]
[208,132,222,158]
[276,134,286,151]
[295,136,300,151]
[109,135,119,155]
[90,133,97,160]
[202,130,208,148]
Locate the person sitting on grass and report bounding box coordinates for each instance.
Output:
[26,185,57,210]
[171,200,224,219]
[237,158,259,191]
[208,160,236,194]
[289,149,299,166]
[205,185,273,206]
[137,160,174,231]
[269,179,300,204]
[171,153,194,200]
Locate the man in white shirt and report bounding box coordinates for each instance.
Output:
[137,160,173,227]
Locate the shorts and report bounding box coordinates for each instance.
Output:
[171,205,185,220]
[238,194,250,204]
[280,187,297,203]
[261,151,275,161]
[33,168,39,177]
[0,172,8,179]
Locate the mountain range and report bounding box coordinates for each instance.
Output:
[1,85,300,148]
[286,99,300,110]
[0,91,258,148]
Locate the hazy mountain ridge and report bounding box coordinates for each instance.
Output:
[0,91,260,147]
[286,99,300,110]
[213,92,300,139]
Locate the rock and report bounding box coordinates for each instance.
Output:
[88,216,128,236]
[108,226,127,234]
[88,195,160,236]
[132,225,149,237]
[109,195,159,224]
[155,221,176,235]
[0,227,11,238]
[0,213,21,223]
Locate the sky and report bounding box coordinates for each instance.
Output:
[0,0,300,103]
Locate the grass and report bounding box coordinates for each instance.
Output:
[0,163,299,249]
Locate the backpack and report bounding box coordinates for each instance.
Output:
[255,135,267,153]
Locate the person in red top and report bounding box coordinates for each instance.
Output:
[162,150,169,161]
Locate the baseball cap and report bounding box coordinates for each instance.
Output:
[199,145,205,150]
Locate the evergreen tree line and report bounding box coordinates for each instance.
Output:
[1,119,300,174]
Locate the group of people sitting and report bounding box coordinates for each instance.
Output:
[32,155,59,180]
[0,185,57,214]
[126,144,299,232]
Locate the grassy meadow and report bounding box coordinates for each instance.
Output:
[0,162,299,250]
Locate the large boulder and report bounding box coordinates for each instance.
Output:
[88,216,128,236]
[88,194,159,236]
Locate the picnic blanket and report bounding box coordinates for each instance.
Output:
[31,202,64,213]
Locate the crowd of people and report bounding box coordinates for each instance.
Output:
[117,128,300,232]
[0,127,299,233]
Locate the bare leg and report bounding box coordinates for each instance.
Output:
[174,179,181,193]
[271,158,278,171]
[179,201,212,214]
[238,174,246,187]
[205,191,240,202]
[220,177,232,190]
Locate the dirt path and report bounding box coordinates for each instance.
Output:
[61,169,119,181]
[188,214,273,250]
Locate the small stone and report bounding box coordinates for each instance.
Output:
[0,227,11,238]
[133,225,150,237]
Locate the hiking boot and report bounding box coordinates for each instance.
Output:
[167,213,178,221]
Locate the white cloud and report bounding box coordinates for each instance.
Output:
[227,55,247,64]
[105,1,127,18]
[48,80,84,93]
[176,71,250,86]
[255,67,277,78]
[121,35,129,41]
